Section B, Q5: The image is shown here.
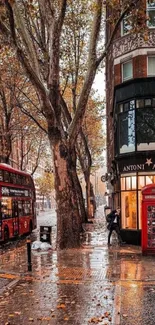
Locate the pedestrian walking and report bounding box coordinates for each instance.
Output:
[107,207,123,246]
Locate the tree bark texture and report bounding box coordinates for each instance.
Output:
[51,139,81,249]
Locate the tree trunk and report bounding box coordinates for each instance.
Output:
[86,174,92,218]
[72,170,88,224]
[51,140,82,249]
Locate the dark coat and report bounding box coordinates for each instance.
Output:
[107,210,120,230]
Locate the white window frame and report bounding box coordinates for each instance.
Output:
[122,60,133,82]
[147,56,155,76]
[147,0,155,28]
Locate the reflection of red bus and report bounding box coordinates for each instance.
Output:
[0,164,36,242]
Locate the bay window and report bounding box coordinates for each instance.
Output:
[117,97,155,154]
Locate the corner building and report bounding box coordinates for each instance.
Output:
[106,0,155,244]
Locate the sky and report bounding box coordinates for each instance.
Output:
[93,70,105,99]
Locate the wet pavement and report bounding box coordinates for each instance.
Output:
[0,207,155,324]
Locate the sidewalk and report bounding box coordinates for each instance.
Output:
[0,207,154,324]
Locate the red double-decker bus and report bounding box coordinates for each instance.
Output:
[0,164,36,243]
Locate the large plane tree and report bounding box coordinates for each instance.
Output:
[0,0,143,248]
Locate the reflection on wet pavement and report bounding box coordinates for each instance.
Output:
[1,207,155,324]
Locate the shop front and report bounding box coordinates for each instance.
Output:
[116,155,155,245]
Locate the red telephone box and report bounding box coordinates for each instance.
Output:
[142,184,155,255]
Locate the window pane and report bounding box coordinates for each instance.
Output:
[152,98,155,107]
[137,108,155,151]
[3,171,10,183]
[121,177,125,190]
[23,201,31,215]
[126,177,131,190]
[122,61,133,81]
[0,170,3,182]
[148,57,155,75]
[124,102,129,111]
[146,175,154,185]
[18,201,23,217]
[1,198,12,219]
[119,110,135,153]
[131,176,136,189]
[145,99,152,107]
[147,0,155,28]
[122,15,132,35]
[121,191,137,229]
[129,100,135,110]
[118,104,123,113]
[136,99,144,108]
[138,176,145,189]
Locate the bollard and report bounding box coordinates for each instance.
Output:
[26,238,32,272]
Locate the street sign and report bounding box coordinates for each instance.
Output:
[101,175,105,182]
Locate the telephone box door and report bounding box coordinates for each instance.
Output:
[142,184,155,255]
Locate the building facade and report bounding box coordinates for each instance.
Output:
[106,0,155,244]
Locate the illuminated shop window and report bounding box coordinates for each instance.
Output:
[138,176,145,189]
[131,176,136,189]
[121,177,125,190]
[121,175,137,191]
[121,191,137,229]
[126,177,131,190]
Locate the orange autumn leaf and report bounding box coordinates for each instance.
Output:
[57,303,66,309]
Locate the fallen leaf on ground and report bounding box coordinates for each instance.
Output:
[57,304,66,309]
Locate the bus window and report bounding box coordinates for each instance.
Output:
[10,173,16,184]
[18,201,23,217]
[1,198,12,219]
[23,201,31,215]
[3,171,10,183]
[0,170,3,181]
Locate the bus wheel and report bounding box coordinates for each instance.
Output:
[4,227,9,243]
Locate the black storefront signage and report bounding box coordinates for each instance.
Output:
[119,157,155,174]
[1,187,30,197]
